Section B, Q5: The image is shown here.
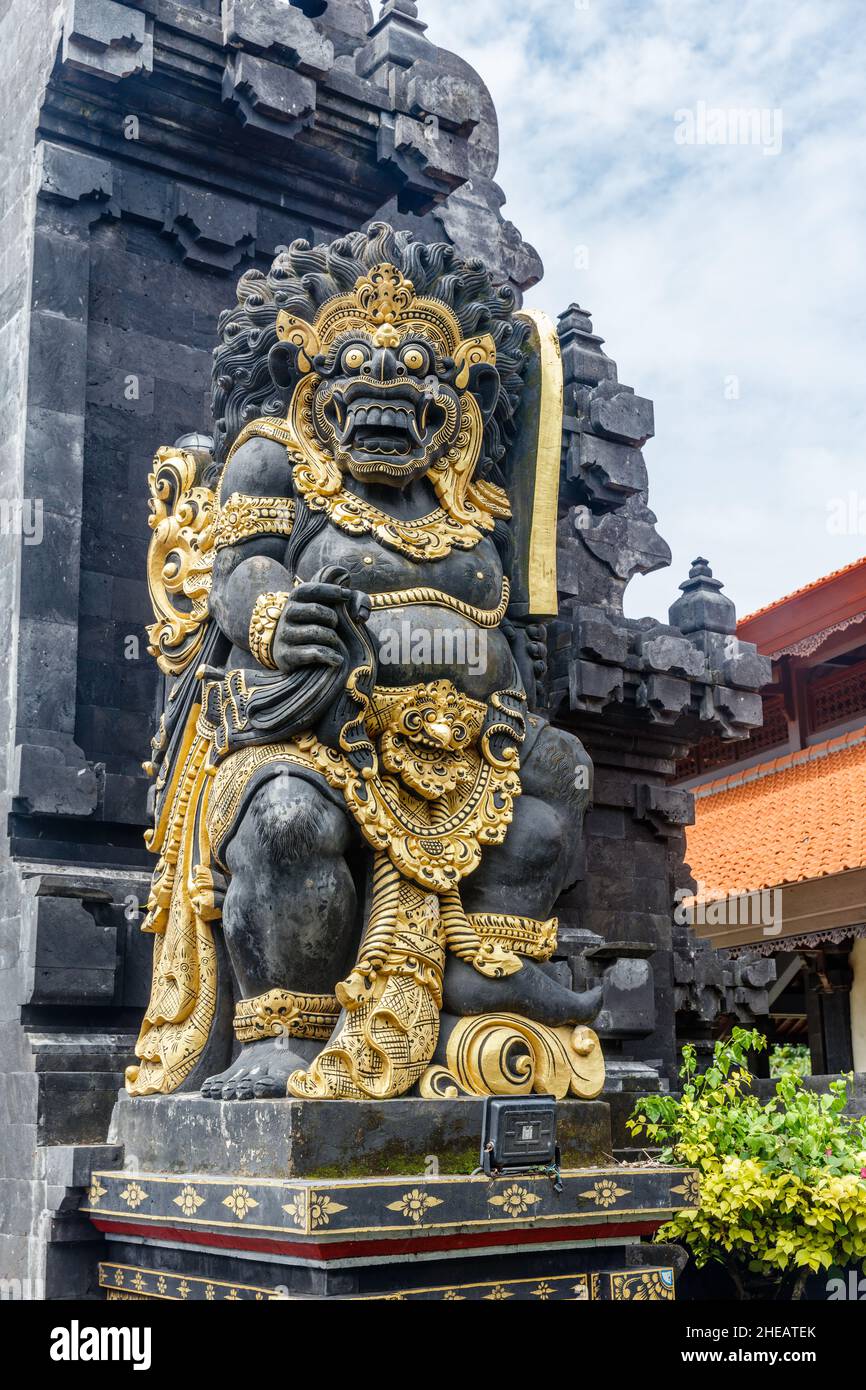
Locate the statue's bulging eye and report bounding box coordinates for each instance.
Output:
[402,348,426,373]
[343,347,367,371]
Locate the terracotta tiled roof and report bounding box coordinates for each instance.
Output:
[685,725,866,897]
[740,556,866,625]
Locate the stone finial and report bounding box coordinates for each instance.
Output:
[669,557,736,636]
[376,0,424,24]
[558,303,597,339]
[364,0,426,50]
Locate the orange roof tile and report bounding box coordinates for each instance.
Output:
[685,725,866,898]
[739,555,866,625]
[737,555,866,657]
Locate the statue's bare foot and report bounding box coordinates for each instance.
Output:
[201,1038,321,1100]
[443,956,603,1027]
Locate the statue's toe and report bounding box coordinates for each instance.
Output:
[201,1068,239,1099]
[201,1040,319,1099]
[218,1066,250,1100]
[252,1071,289,1098]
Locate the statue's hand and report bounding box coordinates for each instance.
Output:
[271,581,355,674]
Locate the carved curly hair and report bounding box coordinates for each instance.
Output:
[211,222,530,485]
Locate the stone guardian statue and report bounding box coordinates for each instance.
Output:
[127,224,603,1103]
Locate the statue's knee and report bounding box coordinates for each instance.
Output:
[512,798,563,870]
[248,776,348,866]
[522,725,593,814]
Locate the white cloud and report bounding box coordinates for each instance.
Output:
[421,0,866,621]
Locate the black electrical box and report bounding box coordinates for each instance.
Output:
[480,1095,558,1175]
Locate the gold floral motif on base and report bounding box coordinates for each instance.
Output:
[609,1269,675,1301]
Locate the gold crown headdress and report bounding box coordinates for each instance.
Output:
[275,263,495,386]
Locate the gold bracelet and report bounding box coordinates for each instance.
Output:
[234,989,340,1043]
[248,591,290,669]
[213,493,295,551]
[467,912,559,962]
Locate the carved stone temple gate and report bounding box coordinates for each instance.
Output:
[0,0,771,1300]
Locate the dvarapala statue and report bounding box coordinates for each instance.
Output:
[127,223,604,1103]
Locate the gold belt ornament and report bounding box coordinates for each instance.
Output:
[368,577,510,627]
[208,678,523,894]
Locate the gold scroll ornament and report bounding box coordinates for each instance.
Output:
[145,448,215,677]
[419,1017,604,1102]
[130,445,222,1096]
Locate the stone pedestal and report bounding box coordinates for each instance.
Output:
[78,1095,694,1301]
[107,1092,613,1177]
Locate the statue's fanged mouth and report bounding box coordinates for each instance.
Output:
[328,381,444,464]
[339,402,426,455]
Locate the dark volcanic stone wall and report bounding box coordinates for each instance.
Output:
[77,218,220,778]
[0,0,75,1291]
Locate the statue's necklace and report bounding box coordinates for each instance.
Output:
[224,414,495,561]
[292,469,482,561]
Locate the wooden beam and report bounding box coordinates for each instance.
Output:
[693,867,866,951]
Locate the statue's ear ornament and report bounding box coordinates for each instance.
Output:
[452,334,498,391]
[275,311,321,375]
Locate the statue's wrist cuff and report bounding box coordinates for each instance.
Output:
[248,591,290,669]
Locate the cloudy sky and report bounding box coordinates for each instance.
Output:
[422,0,866,622]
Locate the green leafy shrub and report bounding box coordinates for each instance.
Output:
[628,1028,866,1297]
[770,1042,811,1079]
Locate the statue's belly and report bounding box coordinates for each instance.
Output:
[293,525,505,608]
[367,605,514,703]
